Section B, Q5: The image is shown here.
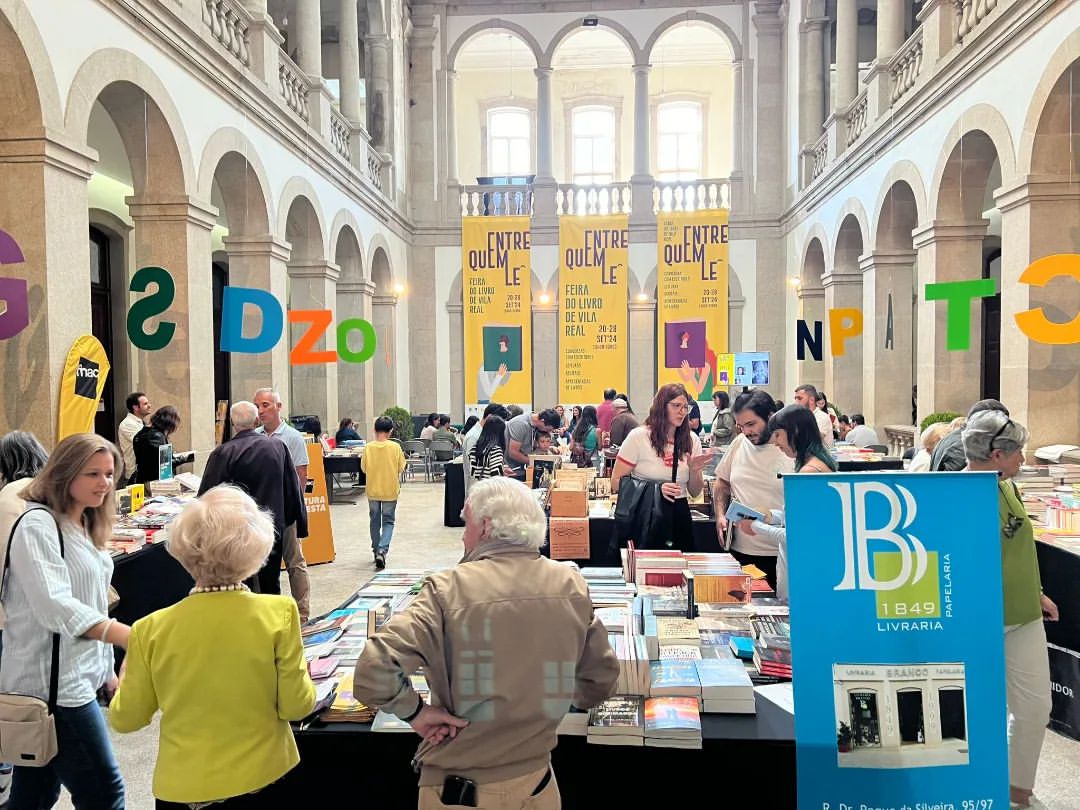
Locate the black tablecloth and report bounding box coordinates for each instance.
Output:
[444,462,465,527]
[1037,541,1080,740]
[323,455,365,503]
[543,516,720,566]
[109,542,194,668]
[290,695,795,807]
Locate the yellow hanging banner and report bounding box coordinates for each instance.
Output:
[558,215,628,404]
[57,334,111,441]
[656,209,730,401]
[462,216,532,410]
[301,442,336,565]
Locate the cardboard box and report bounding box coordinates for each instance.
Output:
[555,468,594,487]
[549,487,588,517]
[549,517,590,559]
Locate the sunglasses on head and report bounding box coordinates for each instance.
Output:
[989,418,1013,448]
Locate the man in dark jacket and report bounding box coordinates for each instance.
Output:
[931,399,1009,472]
[198,400,307,594]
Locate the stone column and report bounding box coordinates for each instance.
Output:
[371,292,398,414]
[630,63,654,227]
[628,296,656,416]
[996,178,1080,451]
[0,134,94,443]
[408,246,438,412]
[445,68,459,185]
[822,268,863,416]
[912,221,988,421]
[729,59,746,209]
[877,0,906,56]
[294,0,322,78]
[532,66,556,226]
[796,286,827,392]
[834,0,859,113]
[799,18,828,145]
[860,250,916,428]
[366,35,392,150]
[408,23,439,223]
[337,279,376,432]
[532,297,558,410]
[751,1,784,214]
[127,195,218,461]
[221,235,291,402]
[339,0,362,123]
[287,260,340,429]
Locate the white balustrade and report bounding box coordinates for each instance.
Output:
[890,28,924,104]
[278,53,309,122]
[556,183,632,217]
[652,178,731,213]
[810,134,828,182]
[956,0,999,42]
[367,150,386,191]
[330,108,351,162]
[845,90,869,147]
[459,185,533,217]
[202,0,251,66]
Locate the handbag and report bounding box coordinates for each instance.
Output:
[0,507,64,767]
[613,450,693,552]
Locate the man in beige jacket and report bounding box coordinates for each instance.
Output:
[353,476,619,809]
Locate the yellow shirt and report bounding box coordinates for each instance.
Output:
[361,439,407,501]
[109,592,316,803]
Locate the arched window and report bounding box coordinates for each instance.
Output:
[487,106,531,177]
[656,100,703,181]
[572,105,616,185]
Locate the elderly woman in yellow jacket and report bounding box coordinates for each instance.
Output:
[109,485,316,809]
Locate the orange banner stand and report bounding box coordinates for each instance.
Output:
[302,443,336,564]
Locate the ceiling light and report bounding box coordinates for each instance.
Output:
[583,15,599,27]
[539,292,551,305]
[636,293,648,302]
[393,283,406,295]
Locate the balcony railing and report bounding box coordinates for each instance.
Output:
[810,133,828,183]
[845,90,869,147]
[957,0,1000,41]
[278,53,309,123]
[653,178,730,212]
[330,108,351,162]
[460,185,534,217]
[556,183,631,216]
[890,27,924,104]
[202,0,250,66]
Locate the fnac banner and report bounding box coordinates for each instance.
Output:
[462,216,532,407]
[784,472,1008,808]
[58,335,111,441]
[558,215,628,404]
[656,209,729,400]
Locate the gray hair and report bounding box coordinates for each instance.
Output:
[230,401,260,430]
[465,477,546,550]
[253,387,281,404]
[962,410,1029,462]
[0,431,49,484]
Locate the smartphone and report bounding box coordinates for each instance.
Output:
[441,775,477,807]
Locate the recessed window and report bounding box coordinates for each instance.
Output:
[572,106,616,185]
[487,107,531,176]
[656,101,703,182]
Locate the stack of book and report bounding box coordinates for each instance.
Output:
[696,655,755,714]
[320,671,376,723]
[649,659,701,701]
[610,633,651,695]
[557,706,590,736]
[753,637,792,680]
[372,674,430,731]
[629,549,687,587]
[684,553,753,604]
[643,697,702,749]
[1016,465,1056,495]
[587,696,645,746]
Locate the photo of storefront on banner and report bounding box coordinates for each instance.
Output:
[656,208,729,401]
[784,472,1009,807]
[558,214,628,405]
[461,215,533,415]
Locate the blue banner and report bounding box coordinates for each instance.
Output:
[785,472,1008,809]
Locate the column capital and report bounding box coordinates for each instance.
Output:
[373,293,399,306]
[338,279,377,296]
[797,286,826,301]
[911,219,990,248]
[125,195,218,230]
[821,270,862,288]
[799,17,831,34]
[632,62,651,74]
[287,259,341,281]
[858,250,916,272]
[629,298,656,312]
[222,234,292,261]
[995,176,1080,212]
[0,129,98,180]
[534,66,553,80]
[410,24,439,49]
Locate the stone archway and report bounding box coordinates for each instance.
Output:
[826,213,865,416]
[370,245,398,415]
[335,224,374,432]
[797,237,827,392]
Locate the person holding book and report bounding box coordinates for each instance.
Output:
[962,411,1056,810]
[352,476,619,810]
[361,416,408,570]
[109,484,316,809]
[468,415,508,482]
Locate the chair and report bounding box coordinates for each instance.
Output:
[429,439,456,479]
[402,440,430,482]
[902,447,918,461]
[866,444,889,454]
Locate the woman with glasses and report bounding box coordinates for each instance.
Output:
[963,411,1056,810]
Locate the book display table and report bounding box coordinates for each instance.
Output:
[323,453,366,504]
[289,696,795,808]
[1036,540,1080,740]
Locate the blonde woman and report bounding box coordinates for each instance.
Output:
[909,422,951,472]
[110,485,315,809]
[2,434,128,809]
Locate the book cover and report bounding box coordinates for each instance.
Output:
[725,500,765,523]
[644,697,701,734]
[482,324,523,372]
[729,636,756,660]
[588,696,644,733]
[663,320,707,369]
[695,658,753,690]
[650,660,702,694]
[302,628,344,647]
[308,655,341,680]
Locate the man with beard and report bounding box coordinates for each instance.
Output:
[712,390,794,590]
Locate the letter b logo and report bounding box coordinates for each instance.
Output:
[831,482,928,591]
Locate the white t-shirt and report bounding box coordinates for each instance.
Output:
[814,409,835,447]
[715,434,794,556]
[847,424,880,448]
[615,426,703,497]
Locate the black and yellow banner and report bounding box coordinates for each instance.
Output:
[656,209,730,400]
[58,334,111,441]
[558,215,628,404]
[462,216,532,408]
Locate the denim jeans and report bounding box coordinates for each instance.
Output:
[369,499,397,554]
[10,700,124,810]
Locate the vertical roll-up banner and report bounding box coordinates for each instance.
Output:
[462,216,532,412]
[656,209,730,401]
[558,215,628,405]
[57,335,111,441]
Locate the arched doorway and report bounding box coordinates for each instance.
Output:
[370,245,397,415]
[89,225,116,439]
[334,224,373,431]
[827,214,865,416]
[798,237,827,392]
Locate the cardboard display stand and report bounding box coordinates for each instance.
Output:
[303,443,336,565]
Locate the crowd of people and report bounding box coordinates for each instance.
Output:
[0,377,1056,809]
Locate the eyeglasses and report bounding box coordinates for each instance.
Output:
[668,402,691,412]
[989,418,1013,448]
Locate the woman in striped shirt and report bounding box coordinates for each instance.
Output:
[2,434,129,809]
[468,415,508,482]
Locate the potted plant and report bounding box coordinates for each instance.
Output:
[837,721,853,753]
[381,406,414,441]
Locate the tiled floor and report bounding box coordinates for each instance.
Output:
[57,482,1080,808]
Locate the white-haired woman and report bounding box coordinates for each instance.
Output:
[908,422,951,472]
[963,411,1056,810]
[109,485,316,809]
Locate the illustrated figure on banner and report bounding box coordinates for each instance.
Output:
[678,339,719,401]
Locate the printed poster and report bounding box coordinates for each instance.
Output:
[656,209,729,401]
[57,334,111,441]
[462,216,532,410]
[302,442,335,565]
[558,215,628,404]
[733,351,770,387]
[784,472,1008,809]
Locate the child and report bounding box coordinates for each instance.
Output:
[533,429,559,455]
[360,416,407,569]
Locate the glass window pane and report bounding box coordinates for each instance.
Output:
[509,139,529,173]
